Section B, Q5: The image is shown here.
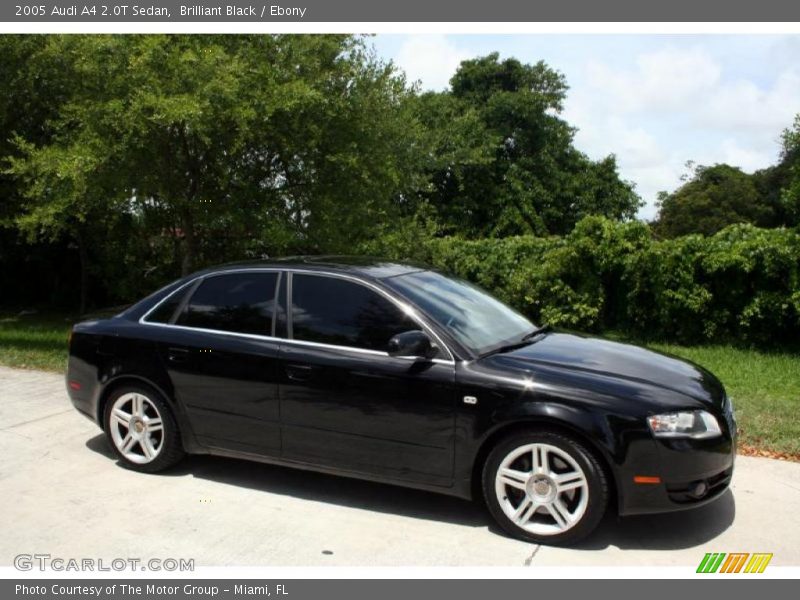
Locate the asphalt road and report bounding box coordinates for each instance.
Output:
[1,365,798,567]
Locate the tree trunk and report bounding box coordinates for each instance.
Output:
[180,209,196,276]
[76,232,89,315]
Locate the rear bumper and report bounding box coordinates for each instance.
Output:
[65,354,102,426]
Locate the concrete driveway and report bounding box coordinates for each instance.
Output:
[1,365,798,567]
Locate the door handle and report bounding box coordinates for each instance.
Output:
[167,347,190,363]
[285,363,314,382]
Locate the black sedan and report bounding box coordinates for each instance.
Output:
[66,257,736,544]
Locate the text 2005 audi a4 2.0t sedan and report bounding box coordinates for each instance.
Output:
[66,257,736,545]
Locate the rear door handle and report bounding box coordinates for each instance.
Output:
[285,363,314,382]
[167,347,190,363]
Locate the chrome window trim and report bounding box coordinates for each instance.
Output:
[138,267,455,365]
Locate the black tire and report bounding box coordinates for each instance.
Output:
[103,383,185,473]
[482,429,608,545]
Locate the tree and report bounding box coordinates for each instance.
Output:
[410,53,640,237]
[6,35,421,311]
[654,163,774,238]
[778,115,800,225]
[0,36,103,312]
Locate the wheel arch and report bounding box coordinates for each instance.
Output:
[470,416,619,512]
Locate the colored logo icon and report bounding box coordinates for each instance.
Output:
[697,552,773,573]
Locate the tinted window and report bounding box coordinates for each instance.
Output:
[291,274,416,351]
[177,272,278,335]
[385,270,533,356]
[145,285,191,324]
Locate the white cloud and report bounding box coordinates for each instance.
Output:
[585,47,721,113]
[571,115,666,169]
[393,35,470,91]
[699,68,800,132]
[716,139,775,173]
[570,43,794,216]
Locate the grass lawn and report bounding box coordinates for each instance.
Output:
[644,342,800,458]
[0,312,74,372]
[1,311,798,457]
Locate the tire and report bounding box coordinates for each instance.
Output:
[103,383,185,473]
[482,429,608,545]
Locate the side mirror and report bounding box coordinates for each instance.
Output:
[387,330,438,360]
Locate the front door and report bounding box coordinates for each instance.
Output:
[279,272,457,487]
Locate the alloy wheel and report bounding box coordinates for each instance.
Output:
[494,442,590,536]
[108,392,164,464]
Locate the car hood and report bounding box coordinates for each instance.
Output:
[483,332,725,409]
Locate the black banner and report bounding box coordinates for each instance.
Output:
[3,0,800,22]
[4,579,797,600]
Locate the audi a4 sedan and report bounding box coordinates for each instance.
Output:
[67,256,736,544]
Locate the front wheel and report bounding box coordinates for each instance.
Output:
[482,430,608,545]
[104,384,185,473]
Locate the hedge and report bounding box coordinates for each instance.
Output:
[361,216,800,347]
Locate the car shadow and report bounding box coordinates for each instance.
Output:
[85,433,485,528]
[85,434,736,549]
[573,489,736,551]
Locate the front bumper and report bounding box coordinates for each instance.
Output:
[618,406,736,516]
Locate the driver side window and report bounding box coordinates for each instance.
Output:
[290,274,416,352]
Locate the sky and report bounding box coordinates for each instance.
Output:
[370,34,800,220]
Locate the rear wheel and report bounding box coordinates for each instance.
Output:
[104,384,185,472]
[482,430,608,545]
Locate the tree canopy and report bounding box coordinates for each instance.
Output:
[779,115,800,225]
[654,164,773,238]
[6,35,421,283]
[411,53,641,237]
[1,35,797,312]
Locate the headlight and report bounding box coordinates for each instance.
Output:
[647,410,722,439]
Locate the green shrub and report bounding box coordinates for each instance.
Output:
[362,216,800,347]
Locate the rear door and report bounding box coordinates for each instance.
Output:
[279,272,457,487]
[158,270,284,455]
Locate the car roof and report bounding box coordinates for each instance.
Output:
[196,255,429,280]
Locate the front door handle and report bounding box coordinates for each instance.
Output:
[285,363,314,382]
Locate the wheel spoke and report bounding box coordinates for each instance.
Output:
[112,408,132,427]
[146,417,163,433]
[120,433,136,453]
[131,394,143,418]
[499,468,529,491]
[140,437,156,460]
[532,445,548,474]
[512,498,538,524]
[555,471,586,493]
[547,499,572,530]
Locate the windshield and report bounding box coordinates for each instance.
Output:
[384,270,535,356]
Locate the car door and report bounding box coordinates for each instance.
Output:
[158,270,284,455]
[279,272,457,487]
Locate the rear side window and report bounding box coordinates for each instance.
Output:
[145,285,191,324]
[176,272,278,335]
[290,274,416,351]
